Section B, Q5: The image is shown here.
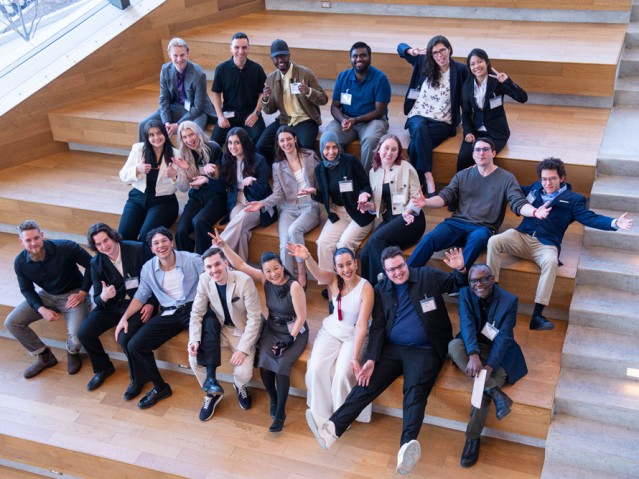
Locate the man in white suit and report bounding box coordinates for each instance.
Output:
[188,247,262,421]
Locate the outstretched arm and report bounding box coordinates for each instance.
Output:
[208,229,263,283]
[286,242,336,286]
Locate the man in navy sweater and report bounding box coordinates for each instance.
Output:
[487,157,633,330]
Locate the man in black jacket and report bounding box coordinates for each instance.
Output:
[77,223,156,391]
[306,245,466,475]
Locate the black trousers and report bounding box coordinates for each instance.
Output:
[77,305,145,378]
[330,343,442,446]
[176,189,227,254]
[457,136,507,171]
[118,189,178,242]
[210,114,265,146]
[256,119,319,166]
[360,212,426,285]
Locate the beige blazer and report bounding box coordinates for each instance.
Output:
[369,159,421,220]
[189,269,263,355]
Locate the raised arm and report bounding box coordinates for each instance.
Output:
[286,243,336,286]
[208,229,263,283]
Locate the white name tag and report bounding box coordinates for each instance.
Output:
[481,322,499,341]
[223,111,235,119]
[392,192,408,204]
[184,100,192,111]
[407,88,420,100]
[420,297,436,313]
[340,92,352,106]
[290,82,302,94]
[233,327,242,337]
[339,179,354,193]
[526,191,535,204]
[124,277,139,290]
[489,96,503,109]
[161,308,177,316]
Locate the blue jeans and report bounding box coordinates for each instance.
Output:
[407,217,493,269]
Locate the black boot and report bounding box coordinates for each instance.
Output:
[486,387,513,420]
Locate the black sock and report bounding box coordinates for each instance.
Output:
[260,367,278,405]
[533,303,545,317]
[274,373,290,420]
[206,365,217,381]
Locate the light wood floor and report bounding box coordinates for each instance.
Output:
[0,337,544,479]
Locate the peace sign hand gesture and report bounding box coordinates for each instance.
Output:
[489,67,509,83]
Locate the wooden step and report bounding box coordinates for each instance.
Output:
[177,11,626,97]
[0,337,545,479]
[49,87,606,196]
[301,0,631,11]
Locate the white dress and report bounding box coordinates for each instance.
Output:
[305,277,372,422]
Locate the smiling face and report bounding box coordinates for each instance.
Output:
[271,53,290,73]
[169,45,189,73]
[334,252,357,282]
[147,127,166,149]
[231,37,249,65]
[469,55,488,80]
[150,233,174,261]
[378,137,400,168]
[383,254,409,285]
[277,131,297,155]
[469,266,495,299]
[322,141,339,162]
[180,128,199,150]
[540,168,565,194]
[19,227,45,257]
[204,252,229,285]
[431,42,450,71]
[92,231,120,261]
[227,135,244,158]
[350,47,371,74]
[472,140,496,168]
[262,259,286,285]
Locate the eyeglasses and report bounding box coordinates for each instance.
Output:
[384,262,407,274]
[469,275,493,286]
[541,177,560,183]
[473,147,491,153]
[432,48,448,57]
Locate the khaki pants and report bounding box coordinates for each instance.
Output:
[316,205,373,271]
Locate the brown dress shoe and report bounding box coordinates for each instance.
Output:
[23,348,58,379]
[67,352,82,375]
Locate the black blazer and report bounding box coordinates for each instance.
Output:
[90,241,156,312]
[457,285,527,384]
[397,43,469,137]
[315,153,374,228]
[461,76,527,141]
[369,266,467,363]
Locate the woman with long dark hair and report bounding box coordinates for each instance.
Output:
[287,243,373,423]
[457,48,527,171]
[245,125,320,288]
[211,229,309,433]
[219,127,274,261]
[118,119,189,241]
[397,35,469,196]
[174,121,226,254]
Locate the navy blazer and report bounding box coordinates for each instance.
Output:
[458,285,527,384]
[315,153,374,228]
[90,241,156,312]
[517,182,616,256]
[369,266,467,363]
[397,43,469,137]
[159,61,216,124]
[461,76,527,141]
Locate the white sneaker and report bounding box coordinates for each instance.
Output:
[396,439,421,474]
[305,409,337,450]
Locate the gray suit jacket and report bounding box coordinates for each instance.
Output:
[159,61,216,124]
[189,269,263,355]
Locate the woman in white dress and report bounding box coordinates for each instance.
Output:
[287,243,374,422]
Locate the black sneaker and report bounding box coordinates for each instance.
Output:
[530,315,554,331]
[199,394,223,421]
[234,384,253,410]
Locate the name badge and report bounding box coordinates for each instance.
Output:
[392,192,408,204]
[161,175,172,184]
[489,96,503,109]
[420,296,436,313]
[223,111,235,119]
[340,92,352,105]
[407,88,420,100]
[233,327,242,337]
[124,277,139,290]
[290,82,302,95]
[184,100,192,111]
[161,308,177,316]
[481,322,499,341]
[339,179,354,193]
[526,191,535,204]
